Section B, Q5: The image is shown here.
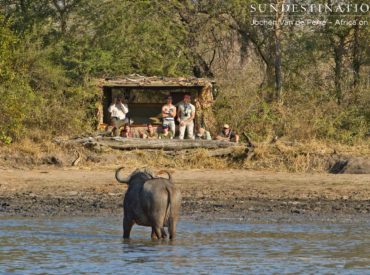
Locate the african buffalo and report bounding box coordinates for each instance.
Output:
[115,167,181,240]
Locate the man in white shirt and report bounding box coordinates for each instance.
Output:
[108,96,129,136]
[161,95,176,136]
[177,94,195,139]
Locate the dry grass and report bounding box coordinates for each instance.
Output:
[214,72,370,144]
[0,138,80,167]
[104,149,231,170]
[244,139,370,172]
[1,138,369,172]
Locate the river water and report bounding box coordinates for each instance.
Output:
[0,216,369,274]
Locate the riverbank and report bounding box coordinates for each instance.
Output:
[1,168,369,219]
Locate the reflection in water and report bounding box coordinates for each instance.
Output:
[0,217,369,274]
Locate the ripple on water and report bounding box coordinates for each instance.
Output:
[0,217,369,274]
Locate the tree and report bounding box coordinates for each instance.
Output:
[185,0,286,100]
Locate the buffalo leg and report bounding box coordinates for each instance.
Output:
[123,219,134,239]
[169,218,176,240]
[151,227,166,239]
[151,226,162,240]
[161,228,167,239]
[151,228,158,240]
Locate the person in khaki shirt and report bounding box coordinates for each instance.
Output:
[139,123,158,139]
[158,124,173,139]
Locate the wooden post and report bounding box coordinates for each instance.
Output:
[103,86,112,124]
[195,83,216,135]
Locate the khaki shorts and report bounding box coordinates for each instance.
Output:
[111,117,126,128]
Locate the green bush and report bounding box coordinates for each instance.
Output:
[0,19,97,142]
[213,74,370,145]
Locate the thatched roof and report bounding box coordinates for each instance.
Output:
[97,74,215,88]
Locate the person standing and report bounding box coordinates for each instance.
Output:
[108,96,129,136]
[161,95,176,136]
[177,94,195,139]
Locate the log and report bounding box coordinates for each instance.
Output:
[206,146,246,157]
[94,137,243,150]
[163,146,246,157]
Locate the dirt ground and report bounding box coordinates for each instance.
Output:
[1,167,369,219]
[0,167,370,219]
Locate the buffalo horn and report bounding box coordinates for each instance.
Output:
[115,167,129,183]
[157,170,172,181]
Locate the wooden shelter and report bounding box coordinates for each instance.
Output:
[96,74,217,134]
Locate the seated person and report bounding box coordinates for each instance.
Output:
[158,124,173,139]
[139,123,158,139]
[195,126,212,140]
[216,124,239,143]
[120,124,134,138]
[108,96,129,136]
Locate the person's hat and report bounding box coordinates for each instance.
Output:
[166,95,172,100]
[223,124,230,129]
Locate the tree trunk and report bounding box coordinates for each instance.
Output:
[274,0,284,100]
[192,53,214,78]
[352,21,360,87]
[334,36,345,104]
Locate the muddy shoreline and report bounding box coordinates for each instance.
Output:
[1,168,369,219]
[1,193,369,219]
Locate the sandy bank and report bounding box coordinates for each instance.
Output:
[0,168,369,218]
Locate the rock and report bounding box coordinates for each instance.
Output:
[248,207,257,211]
[330,157,370,174]
[332,205,341,211]
[291,208,300,214]
[86,155,101,163]
[42,155,63,166]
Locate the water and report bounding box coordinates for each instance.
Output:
[0,217,369,274]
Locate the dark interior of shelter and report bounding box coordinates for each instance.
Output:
[102,86,201,125]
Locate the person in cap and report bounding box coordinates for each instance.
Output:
[195,125,212,140]
[161,95,176,136]
[108,96,129,136]
[177,94,196,139]
[158,124,173,139]
[216,124,239,143]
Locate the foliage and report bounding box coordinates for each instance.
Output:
[0,1,369,145]
[0,15,96,141]
[214,72,370,144]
